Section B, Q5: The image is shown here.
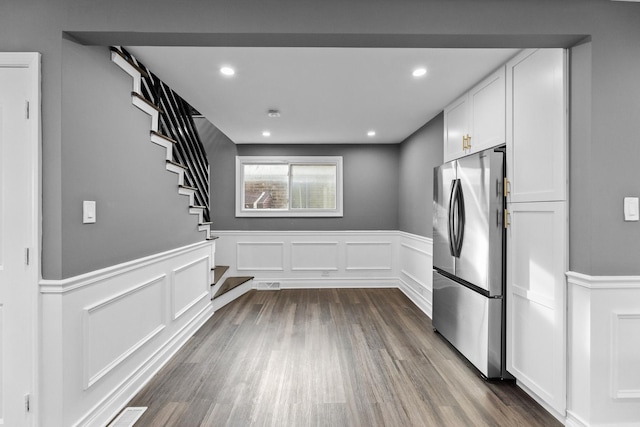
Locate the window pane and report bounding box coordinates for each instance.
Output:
[243,164,289,209]
[290,164,336,209]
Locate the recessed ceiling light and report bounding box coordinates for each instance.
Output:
[412,67,427,77]
[367,130,376,137]
[262,131,271,137]
[220,66,235,76]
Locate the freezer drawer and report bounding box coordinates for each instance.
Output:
[432,271,503,379]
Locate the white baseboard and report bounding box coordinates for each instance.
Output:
[516,380,567,425]
[399,278,432,318]
[565,410,589,427]
[253,277,398,290]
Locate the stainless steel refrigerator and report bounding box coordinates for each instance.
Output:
[432,147,510,379]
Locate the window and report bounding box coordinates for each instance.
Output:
[236,156,343,217]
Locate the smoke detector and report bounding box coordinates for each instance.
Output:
[267,109,281,118]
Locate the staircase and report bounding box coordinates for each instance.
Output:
[210,264,254,311]
[111,46,254,310]
[110,46,213,240]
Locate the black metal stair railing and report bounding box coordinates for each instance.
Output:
[119,47,210,223]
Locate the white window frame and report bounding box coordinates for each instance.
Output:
[236,156,343,217]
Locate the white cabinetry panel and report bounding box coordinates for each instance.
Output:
[444,93,469,162]
[443,66,506,162]
[506,49,567,203]
[469,66,506,153]
[507,201,567,415]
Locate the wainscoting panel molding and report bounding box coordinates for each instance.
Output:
[172,256,211,320]
[611,312,640,399]
[83,275,166,389]
[237,242,285,271]
[39,241,215,427]
[291,241,339,271]
[566,272,640,427]
[345,241,393,271]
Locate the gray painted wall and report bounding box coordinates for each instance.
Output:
[3,0,640,277]
[198,119,399,231]
[398,113,444,237]
[60,41,202,277]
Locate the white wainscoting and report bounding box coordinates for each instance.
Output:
[398,232,434,318]
[212,230,434,318]
[566,272,640,427]
[39,241,215,427]
[213,230,400,289]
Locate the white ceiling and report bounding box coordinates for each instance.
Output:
[126,46,520,144]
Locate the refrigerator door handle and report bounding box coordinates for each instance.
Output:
[447,179,457,256]
[454,179,466,256]
[449,179,464,257]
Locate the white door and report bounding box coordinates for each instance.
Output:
[0,53,40,427]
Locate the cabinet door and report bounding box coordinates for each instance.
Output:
[443,93,469,162]
[506,49,567,203]
[506,201,567,415]
[468,66,506,155]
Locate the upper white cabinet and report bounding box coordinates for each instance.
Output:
[443,66,506,162]
[506,49,567,203]
[443,93,469,161]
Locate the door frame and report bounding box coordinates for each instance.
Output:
[0,52,42,425]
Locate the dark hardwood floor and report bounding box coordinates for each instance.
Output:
[125,289,561,426]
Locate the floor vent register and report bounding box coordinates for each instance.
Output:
[108,407,148,427]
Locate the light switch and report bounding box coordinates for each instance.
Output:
[83,200,96,224]
[623,197,639,221]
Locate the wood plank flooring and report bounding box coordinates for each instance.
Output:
[125,289,561,426]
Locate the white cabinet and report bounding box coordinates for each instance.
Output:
[506,49,567,203]
[505,48,568,416]
[443,93,469,161]
[506,201,567,415]
[443,66,506,162]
